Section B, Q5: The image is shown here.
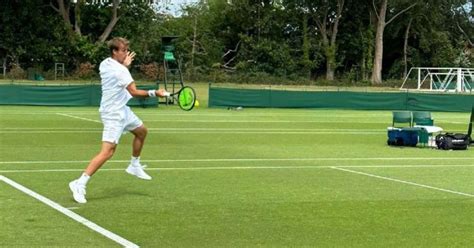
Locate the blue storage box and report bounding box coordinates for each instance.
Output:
[387,127,418,146]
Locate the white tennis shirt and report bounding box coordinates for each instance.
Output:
[99,57,134,113]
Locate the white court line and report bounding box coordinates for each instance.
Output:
[53,112,383,125]
[1,164,474,173]
[0,127,384,134]
[56,113,101,124]
[0,130,382,134]
[0,131,103,134]
[0,175,139,247]
[24,112,472,125]
[1,128,103,130]
[2,156,474,165]
[0,127,381,131]
[4,111,470,119]
[145,120,388,123]
[331,167,474,198]
[2,111,393,117]
[4,111,471,120]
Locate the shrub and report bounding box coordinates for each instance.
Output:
[73,62,96,79]
[139,63,164,81]
[7,64,26,79]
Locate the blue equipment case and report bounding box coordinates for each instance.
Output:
[387,127,419,147]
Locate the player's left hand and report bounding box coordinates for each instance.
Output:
[123,51,136,67]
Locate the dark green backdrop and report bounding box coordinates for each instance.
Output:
[0,84,157,107]
[2,85,474,112]
[209,87,474,112]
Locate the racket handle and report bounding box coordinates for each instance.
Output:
[157,89,171,97]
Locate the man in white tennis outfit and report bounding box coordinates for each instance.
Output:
[69,37,169,204]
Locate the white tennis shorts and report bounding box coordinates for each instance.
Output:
[100,107,143,144]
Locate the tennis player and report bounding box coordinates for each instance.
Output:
[69,37,169,204]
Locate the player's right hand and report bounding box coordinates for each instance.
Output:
[156,89,170,97]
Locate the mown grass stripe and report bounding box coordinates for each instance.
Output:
[0,175,140,248]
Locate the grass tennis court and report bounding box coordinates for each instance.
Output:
[1,105,473,247]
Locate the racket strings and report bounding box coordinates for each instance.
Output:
[178,87,196,111]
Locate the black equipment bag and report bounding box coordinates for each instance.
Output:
[435,106,474,150]
[435,133,470,150]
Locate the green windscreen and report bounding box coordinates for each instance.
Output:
[0,84,158,107]
[208,86,474,112]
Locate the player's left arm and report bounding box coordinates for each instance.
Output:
[123,51,169,98]
[127,82,169,98]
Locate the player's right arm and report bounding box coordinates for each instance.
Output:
[126,82,169,98]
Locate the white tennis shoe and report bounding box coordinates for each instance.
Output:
[126,164,152,180]
[69,180,87,204]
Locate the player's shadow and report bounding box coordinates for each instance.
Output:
[88,186,152,201]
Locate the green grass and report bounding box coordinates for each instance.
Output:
[1,105,474,247]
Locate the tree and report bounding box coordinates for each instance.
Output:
[50,0,141,43]
[301,14,312,79]
[384,0,472,79]
[0,1,69,69]
[205,1,295,76]
[309,0,345,81]
[371,0,416,84]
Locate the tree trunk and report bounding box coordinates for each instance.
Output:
[52,0,74,38]
[302,14,311,80]
[191,14,197,78]
[74,0,83,36]
[53,0,125,42]
[313,0,344,81]
[326,0,344,81]
[371,0,387,85]
[371,1,417,84]
[97,0,120,43]
[56,0,70,24]
[325,45,335,81]
[403,18,412,79]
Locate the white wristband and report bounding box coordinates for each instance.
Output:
[147,90,156,97]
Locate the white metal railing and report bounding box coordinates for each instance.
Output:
[0,58,5,77]
[400,67,474,92]
[54,63,65,80]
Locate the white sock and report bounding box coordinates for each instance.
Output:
[77,173,90,185]
[131,156,140,166]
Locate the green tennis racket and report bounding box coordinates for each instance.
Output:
[169,86,196,111]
